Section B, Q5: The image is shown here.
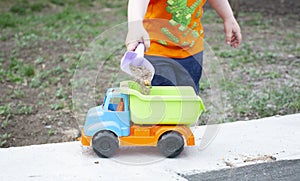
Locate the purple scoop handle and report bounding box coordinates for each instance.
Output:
[121,52,137,66]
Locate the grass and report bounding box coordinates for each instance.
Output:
[0,133,11,147]
[201,9,300,122]
[0,0,127,147]
[50,102,65,110]
[11,89,26,99]
[0,104,11,116]
[16,104,33,115]
[0,104,12,147]
[232,86,300,118]
[48,128,56,136]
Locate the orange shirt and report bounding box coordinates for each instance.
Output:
[144,0,206,58]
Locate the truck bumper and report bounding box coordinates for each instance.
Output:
[80,129,92,146]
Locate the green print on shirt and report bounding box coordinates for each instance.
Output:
[159,0,202,47]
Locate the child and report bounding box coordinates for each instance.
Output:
[126,0,242,94]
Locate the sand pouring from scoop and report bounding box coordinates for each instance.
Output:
[120,43,155,86]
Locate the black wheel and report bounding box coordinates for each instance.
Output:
[158,132,184,158]
[92,131,119,158]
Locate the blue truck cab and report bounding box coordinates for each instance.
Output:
[83,88,130,138]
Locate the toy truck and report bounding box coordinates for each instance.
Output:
[80,81,205,158]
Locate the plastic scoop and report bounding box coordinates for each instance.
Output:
[120,43,155,81]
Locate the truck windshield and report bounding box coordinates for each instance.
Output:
[108,97,124,111]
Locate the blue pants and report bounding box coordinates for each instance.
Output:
[145,52,203,94]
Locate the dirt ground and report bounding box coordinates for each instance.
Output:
[238,0,300,16]
[0,0,299,148]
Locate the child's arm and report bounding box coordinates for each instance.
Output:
[126,0,150,51]
[208,0,242,48]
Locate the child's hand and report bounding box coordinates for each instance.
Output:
[224,17,242,48]
[126,21,150,51]
[208,0,242,48]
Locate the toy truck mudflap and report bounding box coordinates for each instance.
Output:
[80,129,91,146]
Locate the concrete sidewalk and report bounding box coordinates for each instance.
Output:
[0,114,299,180]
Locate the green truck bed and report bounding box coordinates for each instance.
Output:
[120,81,205,125]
